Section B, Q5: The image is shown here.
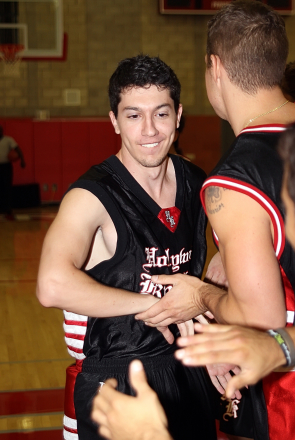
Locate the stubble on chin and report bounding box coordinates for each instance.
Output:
[139,154,168,168]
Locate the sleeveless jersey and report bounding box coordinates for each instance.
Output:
[200,124,295,440]
[64,154,207,361]
[62,154,211,440]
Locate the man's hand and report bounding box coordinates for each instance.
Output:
[205,252,228,288]
[206,362,242,399]
[156,320,195,345]
[156,325,175,345]
[135,273,206,327]
[177,320,195,337]
[91,360,172,440]
[175,323,285,398]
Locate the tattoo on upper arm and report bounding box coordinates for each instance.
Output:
[206,186,228,215]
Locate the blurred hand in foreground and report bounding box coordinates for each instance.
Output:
[175,323,286,398]
[92,360,173,440]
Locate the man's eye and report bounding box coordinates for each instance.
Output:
[157,113,168,118]
[128,114,139,119]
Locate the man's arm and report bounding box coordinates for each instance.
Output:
[36,188,158,317]
[136,187,286,329]
[14,145,26,168]
[203,187,286,328]
[175,323,290,398]
[91,360,172,440]
[205,251,228,288]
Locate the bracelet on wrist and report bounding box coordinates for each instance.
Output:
[267,328,295,368]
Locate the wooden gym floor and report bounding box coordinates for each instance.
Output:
[0,206,71,439]
[0,205,223,440]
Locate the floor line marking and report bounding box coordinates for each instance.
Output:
[0,427,63,434]
[0,280,37,283]
[0,359,71,365]
[0,412,63,420]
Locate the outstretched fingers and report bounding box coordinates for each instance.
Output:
[92,379,118,414]
[98,425,112,439]
[156,326,175,344]
[177,320,195,338]
[209,374,227,395]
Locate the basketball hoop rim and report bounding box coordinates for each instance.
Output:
[0,44,25,61]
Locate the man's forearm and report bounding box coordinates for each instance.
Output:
[198,282,230,324]
[199,280,287,328]
[37,261,158,317]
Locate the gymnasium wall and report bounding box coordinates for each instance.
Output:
[0,1,294,202]
[1,0,295,119]
[0,115,221,201]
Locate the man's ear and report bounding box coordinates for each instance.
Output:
[176,104,183,129]
[210,54,222,84]
[109,111,120,134]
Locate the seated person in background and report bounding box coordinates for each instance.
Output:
[0,125,25,219]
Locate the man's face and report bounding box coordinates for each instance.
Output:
[281,168,295,249]
[109,85,182,168]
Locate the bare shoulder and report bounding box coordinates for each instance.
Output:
[205,186,270,217]
[205,186,271,239]
[56,187,109,229]
[205,186,229,216]
[41,187,112,269]
[45,188,111,250]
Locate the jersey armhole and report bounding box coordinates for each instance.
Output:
[68,180,129,269]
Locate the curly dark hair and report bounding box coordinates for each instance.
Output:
[108,55,181,117]
[278,123,295,205]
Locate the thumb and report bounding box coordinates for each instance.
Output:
[151,274,175,285]
[225,374,249,399]
[129,360,150,395]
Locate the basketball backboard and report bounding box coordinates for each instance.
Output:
[159,0,295,15]
[0,0,65,60]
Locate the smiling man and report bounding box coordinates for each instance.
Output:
[36,55,217,440]
[135,2,295,439]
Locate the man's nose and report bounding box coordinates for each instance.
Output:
[141,117,159,137]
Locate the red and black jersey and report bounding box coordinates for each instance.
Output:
[201,125,295,440]
[201,124,295,322]
[65,154,207,361]
[62,155,218,440]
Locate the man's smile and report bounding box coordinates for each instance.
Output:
[141,142,160,148]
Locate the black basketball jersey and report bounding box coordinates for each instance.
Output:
[201,125,295,306]
[201,124,295,440]
[63,154,207,362]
